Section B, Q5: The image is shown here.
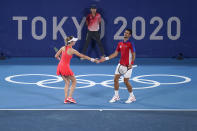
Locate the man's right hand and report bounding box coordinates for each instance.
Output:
[99,57,106,63]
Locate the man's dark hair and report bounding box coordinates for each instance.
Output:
[126,28,132,35]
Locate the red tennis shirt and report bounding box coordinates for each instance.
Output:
[116,40,136,66]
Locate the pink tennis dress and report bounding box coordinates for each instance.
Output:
[57,46,74,76]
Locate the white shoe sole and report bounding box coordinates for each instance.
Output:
[125,99,136,104]
[109,98,120,103]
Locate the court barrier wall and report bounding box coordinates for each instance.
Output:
[0,0,197,58]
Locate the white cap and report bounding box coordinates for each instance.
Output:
[68,37,78,43]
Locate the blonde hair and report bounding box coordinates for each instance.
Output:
[64,36,74,45]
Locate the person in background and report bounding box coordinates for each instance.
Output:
[81,5,105,59]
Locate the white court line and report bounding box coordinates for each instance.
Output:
[0,109,197,111]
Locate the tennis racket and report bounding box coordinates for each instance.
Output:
[118,64,137,75]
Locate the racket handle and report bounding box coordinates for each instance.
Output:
[54,47,59,52]
[132,65,137,67]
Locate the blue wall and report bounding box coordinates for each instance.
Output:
[0,0,197,57]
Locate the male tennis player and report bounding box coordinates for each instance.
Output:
[100,29,136,103]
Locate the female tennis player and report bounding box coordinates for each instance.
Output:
[99,29,136,104]
[55,36,99,104]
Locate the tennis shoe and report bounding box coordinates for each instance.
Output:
[64,99,70,104]
[125,96,136,104]
[67,97,77,104]
[109,95,120,103]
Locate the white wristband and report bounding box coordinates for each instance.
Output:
[90,58,95,62]
[105,57,109,60]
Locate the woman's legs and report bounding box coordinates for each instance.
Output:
[61,75,77,103]
[67,75,77,98]
[61,75,70,99]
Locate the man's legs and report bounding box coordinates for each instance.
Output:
[93,31,105,57]
[124,78,136,103]
[109,74,121,103]
[124,78,133,93]
[82,31,92,55]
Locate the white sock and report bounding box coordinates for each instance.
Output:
[130,92,134,97]
[115,90,119,96]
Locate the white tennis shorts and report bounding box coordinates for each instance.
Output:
[115,63,133,78]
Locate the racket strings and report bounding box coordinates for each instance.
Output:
[118,65,128,75]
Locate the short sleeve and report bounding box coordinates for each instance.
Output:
[130,42,136,53]
[98,13,101,23]
[86,14,90,22]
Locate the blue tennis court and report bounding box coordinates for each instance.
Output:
[1,57,196,109]
[1,57,197,131]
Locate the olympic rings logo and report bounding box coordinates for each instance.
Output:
[5,74,191,90]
